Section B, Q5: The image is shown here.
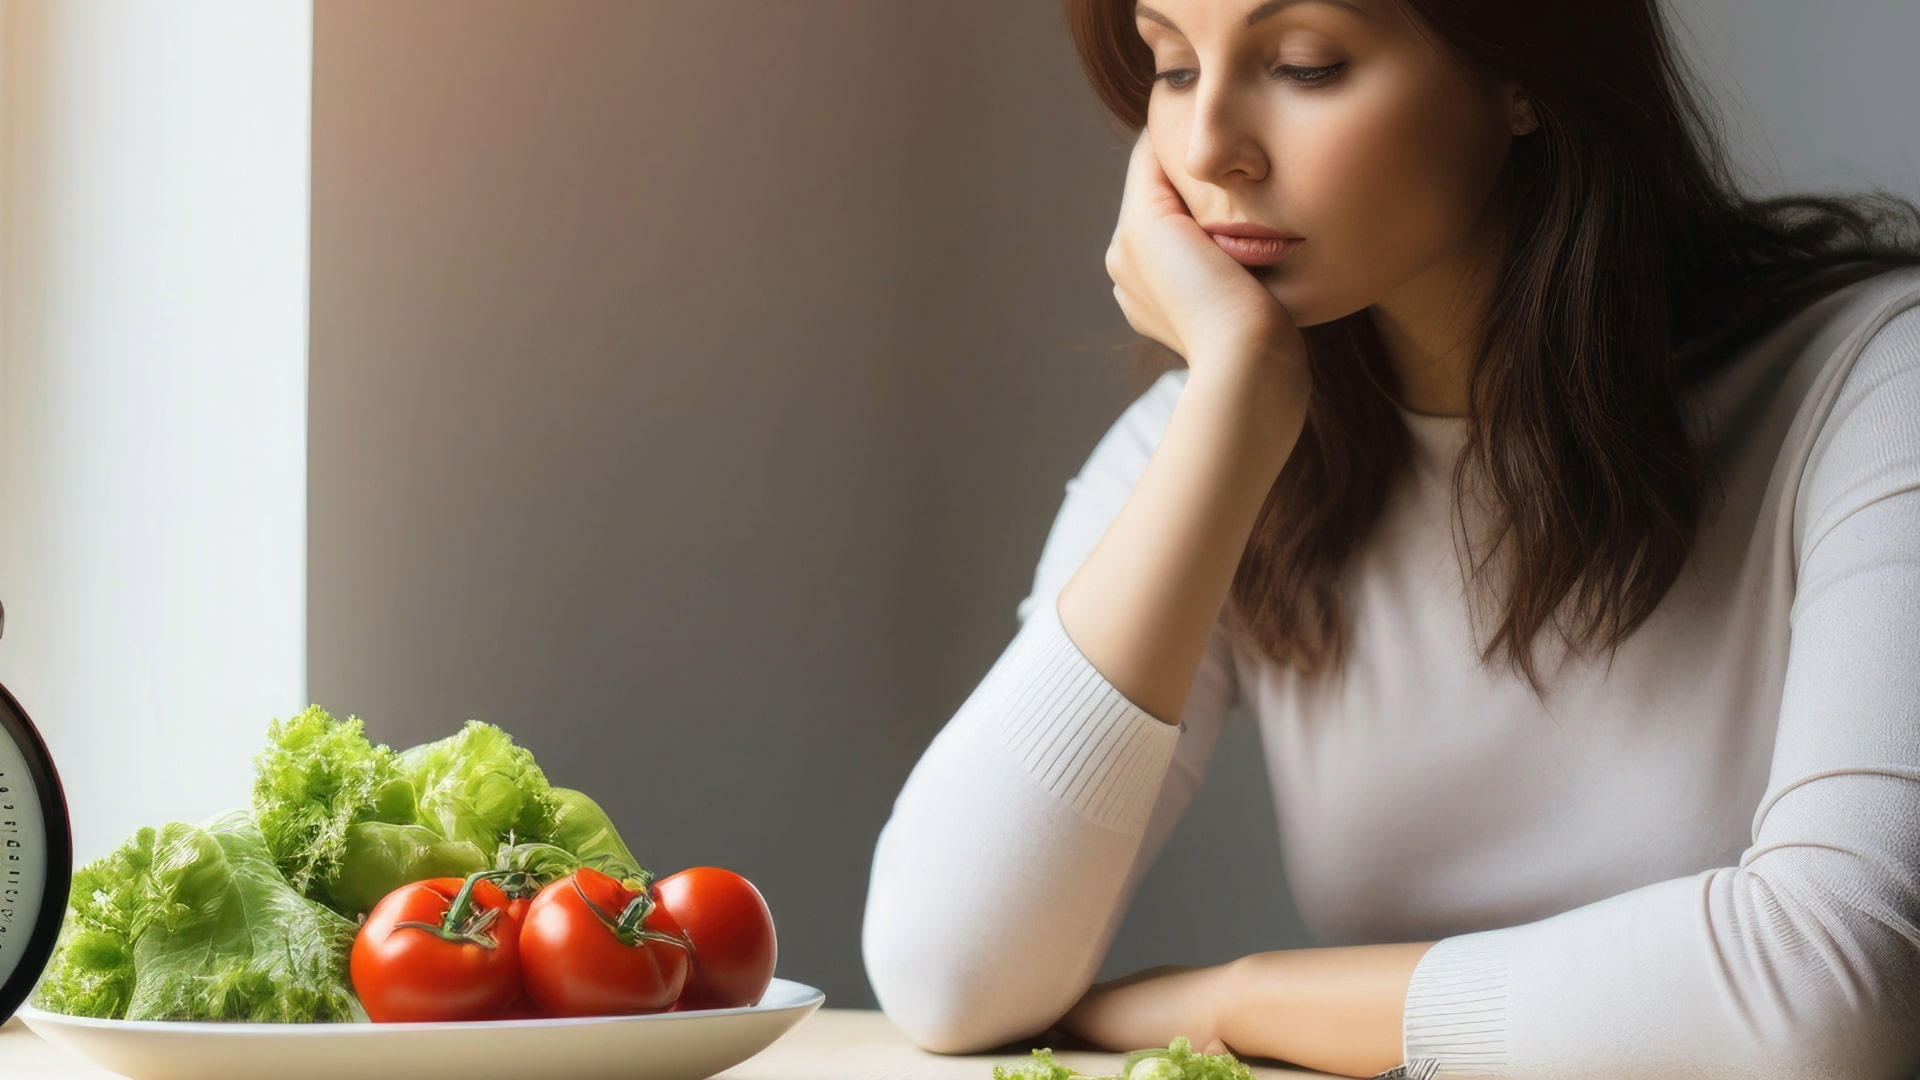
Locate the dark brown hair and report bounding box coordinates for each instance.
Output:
[1064,0,1920,698]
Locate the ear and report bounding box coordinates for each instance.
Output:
[1509,87,1539,135]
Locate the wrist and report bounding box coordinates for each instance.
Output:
[1217,945,1436,1078]
[1186,331,1310,396]
[1208,955,1253,1047]
[1179,359,1310,472]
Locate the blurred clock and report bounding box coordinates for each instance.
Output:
[0,600,72,1025]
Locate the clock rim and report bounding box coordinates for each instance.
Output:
[0,682,72,1026]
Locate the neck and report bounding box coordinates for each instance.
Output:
[1367,206,1511,419]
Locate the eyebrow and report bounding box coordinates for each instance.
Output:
[1135,0,1370,32]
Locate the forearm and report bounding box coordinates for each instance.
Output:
[1219,943,1437,1079]
[1056,360,1306,726]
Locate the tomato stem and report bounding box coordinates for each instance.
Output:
[577,851,655,892]
[568,874,689,954]
[393,869,515,949]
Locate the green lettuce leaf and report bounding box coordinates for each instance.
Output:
[124,810,361,1021]
[491,839,587,888]
[539,786,649,885]
[1119,1038,1254,1080]
[29,825,165,1018]
[992,1048,1088,1080]
[252,705,411,903]
[320,822,490,915]
[1121,1037,1251,1080]
[396,720,557,852]
[253,707,549,919]
[990,1038,1255,1080]
[33,810,361,1022]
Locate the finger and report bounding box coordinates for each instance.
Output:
[1121,127,1189,220]
[1113,282,1172,351]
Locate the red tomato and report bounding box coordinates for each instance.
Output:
[497,876,538,948]
[350,872,523,1022]
[518,866,691,1017]
[494,878,544,1019]
[652,867,777,1010]
[495,995,545,1021]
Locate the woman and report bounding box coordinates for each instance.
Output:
[863,0,1920,1076]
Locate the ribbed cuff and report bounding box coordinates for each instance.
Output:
[981,596,1182,835]
[1402,931,1511,1078]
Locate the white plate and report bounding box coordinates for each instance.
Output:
[18,977,824,1080]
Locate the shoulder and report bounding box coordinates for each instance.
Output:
[1794,269,1920,563]
[1695,263,1920,473]
[1797,264,1920,465]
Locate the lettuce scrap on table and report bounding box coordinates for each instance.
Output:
[31,705,651,1021]
[992,1037,1258,1080]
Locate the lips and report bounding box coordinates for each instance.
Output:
[1209,234,1304,267]
[1199,222,1299,239]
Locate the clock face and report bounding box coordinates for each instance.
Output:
[0,687,70,1024]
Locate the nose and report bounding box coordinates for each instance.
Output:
[1184,81,1268,184]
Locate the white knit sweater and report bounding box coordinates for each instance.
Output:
[862,266,1920,1079]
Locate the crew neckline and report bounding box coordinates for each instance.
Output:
[1392,398,1470,472]
[1391,399,1470,423]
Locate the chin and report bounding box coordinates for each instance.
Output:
[1261,269,1374,330]
[1255,268,1325,328]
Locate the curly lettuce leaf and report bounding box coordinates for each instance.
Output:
[255,710,581,919]
[252,705,412,901]
[396,720,557,852]
[1120,1038,1254,1080]
[993,1048,1090,1080]
[29,825,166,1018]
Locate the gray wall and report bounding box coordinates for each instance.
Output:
[308,0,1919,1011]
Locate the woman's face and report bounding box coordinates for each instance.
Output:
[1134,0,1527,330]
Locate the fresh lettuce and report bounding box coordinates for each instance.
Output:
[542,786,648,885]
[252,709,637,918]
[491,838,590,889]
[992,1038,1255,1080]
[27,824,163,1018]
[395,720,558,853]
[37,705,652,1022]
[251,705,410,902]
[322,822,489,915]
[993,1048,1083,1080]
[33,810,360,1022]
[1118,1038,1255,1080]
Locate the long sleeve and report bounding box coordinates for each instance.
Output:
[862,369,1243,1054]
[1399,304,1920,1078]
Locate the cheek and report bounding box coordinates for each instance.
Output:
[1287,70,1503,280]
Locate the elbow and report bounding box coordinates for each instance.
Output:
[1730,861,1920,1076]
[862,907,1071,1055]
[1774,979,1920,1080]
[870,989,1016,1056]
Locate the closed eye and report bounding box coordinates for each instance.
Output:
[1151,62,1346,90]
